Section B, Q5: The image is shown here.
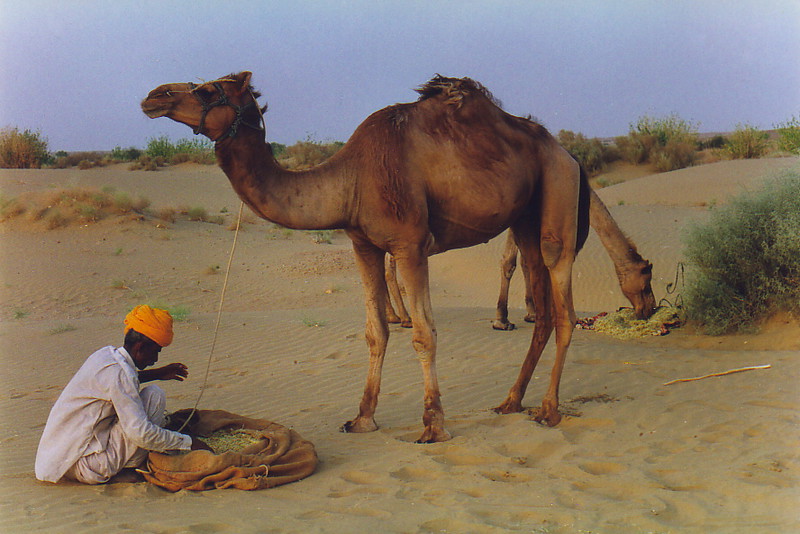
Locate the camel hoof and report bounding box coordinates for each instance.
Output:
[532,406,562,427]
[340,417,378,433]
[523,314,536,324]
[493,398,524,414]
[415,426,452,443]
[492,320,515,331]
[400,320,413,329]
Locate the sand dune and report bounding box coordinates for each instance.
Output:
[1,157,797,533]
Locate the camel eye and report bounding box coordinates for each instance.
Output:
[195,87,213,98]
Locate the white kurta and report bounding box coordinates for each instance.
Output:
[35,346,191,483]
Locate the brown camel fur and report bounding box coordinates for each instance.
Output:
[142,72,590,441]
[385,189,656,330]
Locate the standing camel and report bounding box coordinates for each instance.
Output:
[384,189,656,331]
[142,72,590,442]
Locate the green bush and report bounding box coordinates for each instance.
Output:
[557,130,618,175]
[683,169,800,334]
[0,127,51,168]
[775,115,800,155]
[111,146,143,161]
[724,124,770,159]
[144,136,214,165]
[615,114,699,171]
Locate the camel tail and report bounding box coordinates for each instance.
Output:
[576,164,591,253]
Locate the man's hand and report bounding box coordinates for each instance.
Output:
[139,363,188,383]
[191,437,214,452]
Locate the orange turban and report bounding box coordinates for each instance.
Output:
[124,305,174,347]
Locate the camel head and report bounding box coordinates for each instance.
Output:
[618,260,657,319]
[141,71,264,141]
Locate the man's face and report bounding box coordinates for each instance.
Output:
[130,339,162,370]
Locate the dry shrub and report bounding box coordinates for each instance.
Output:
[0,188,151,228]
[652,140,697,172]
[724,124,771,159]
[615,114,699,172]
[279,137,344,170]
[558,130,618,175]
[0,127,50,168]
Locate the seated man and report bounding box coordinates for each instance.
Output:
[35,305,209,484]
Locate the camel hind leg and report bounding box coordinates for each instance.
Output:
[496,155,580,426]
[494,224,554,414]
[493,231,519,331]
[385,254,412,328]
[493,230,536,331]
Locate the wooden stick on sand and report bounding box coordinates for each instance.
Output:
[663,364,771,386]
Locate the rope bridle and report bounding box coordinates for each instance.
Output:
[185,79,264,140]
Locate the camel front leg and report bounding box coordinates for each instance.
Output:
[493,231,519,331]
[395,251,451,443]
[341,241,390,434]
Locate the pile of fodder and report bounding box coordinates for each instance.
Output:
[0,187,150,229]
[203,428,265,454]
[592,306,684,340]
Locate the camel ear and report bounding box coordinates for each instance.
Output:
[237,71,253,88]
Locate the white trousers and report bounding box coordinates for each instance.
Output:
[66,384,166,484]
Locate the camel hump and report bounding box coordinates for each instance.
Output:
[415,75,502,109]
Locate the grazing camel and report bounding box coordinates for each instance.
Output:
[142,72,590,442]
[385,189,657,331]
[493,189,656,330]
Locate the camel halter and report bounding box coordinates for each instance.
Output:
[188,80,264,140]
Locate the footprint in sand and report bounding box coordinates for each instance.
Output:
[480,469,532,483]
[390,465,439,482]
[578,461,627,476]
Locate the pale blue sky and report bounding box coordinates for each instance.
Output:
[1,0,798,151]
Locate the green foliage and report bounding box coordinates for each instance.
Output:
[145,135,177,160]
[144,136,214,165]
[724,124,770,159]
[0,127,51,168]
[111,146,143,161]
[615,114,699,171]
[775,115,800,155]
[557,130,618,175]
[683,169,800,334]
[632,113,698,146]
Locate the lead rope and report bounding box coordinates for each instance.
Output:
[176,87,265,435]
[176,201,245,434]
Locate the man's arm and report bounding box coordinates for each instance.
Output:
[139,363,188,383]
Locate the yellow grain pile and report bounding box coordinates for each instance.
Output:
[203,428,265,454]
[593,306,683,340]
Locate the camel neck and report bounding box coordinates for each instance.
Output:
[589,189,642,268]
[214,132,355,230]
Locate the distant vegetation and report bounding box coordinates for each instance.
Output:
[2,112,798,172]
[0,127,51,168]
[776,115,800,155]
[615,114,699,172]
[683,168,800,334]
[557,130,618,176]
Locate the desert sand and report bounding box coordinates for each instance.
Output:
[1,156,798,533]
